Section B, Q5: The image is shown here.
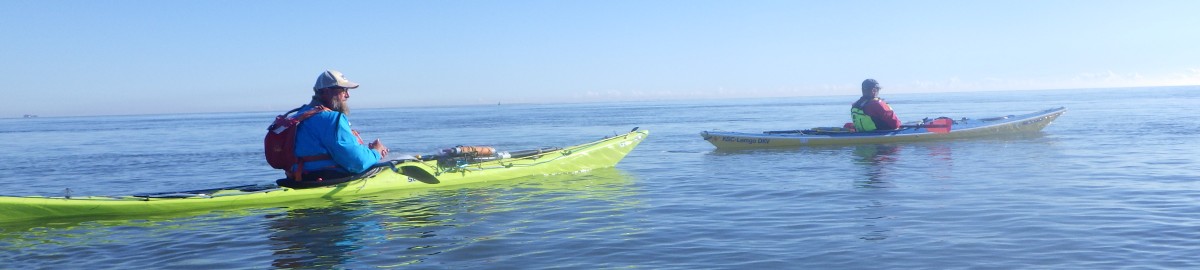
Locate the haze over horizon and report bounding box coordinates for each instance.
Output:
[4,1,1198,117]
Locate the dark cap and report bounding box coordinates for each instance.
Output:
[861,79,879,92]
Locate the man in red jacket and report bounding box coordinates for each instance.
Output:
[850,79,902,131]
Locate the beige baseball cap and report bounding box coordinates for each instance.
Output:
[313,70,360,91]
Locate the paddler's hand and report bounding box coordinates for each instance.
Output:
[370,139,389,158]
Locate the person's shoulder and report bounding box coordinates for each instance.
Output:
[296,106,338,122]
[299,105,333,115]
[862,98,890,109]
[310,110,341,121]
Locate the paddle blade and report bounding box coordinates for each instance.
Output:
[926,118,953,134]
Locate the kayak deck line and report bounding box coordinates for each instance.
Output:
[701,107,1066,149]
[408,135,619,177]
[132,184,284,199]
[0,129,649,223]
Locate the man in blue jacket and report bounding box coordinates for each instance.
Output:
[293,70,389,181]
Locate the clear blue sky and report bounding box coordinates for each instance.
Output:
[3,1,1198,117]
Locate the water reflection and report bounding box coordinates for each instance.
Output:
[852,144,900,188]
[925,144,955,180]
[851,144,900,241]
[850,143,959,241]
[263,168,640,268]
[267,201,368,268]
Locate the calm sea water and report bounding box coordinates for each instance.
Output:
[2,86,1199,269]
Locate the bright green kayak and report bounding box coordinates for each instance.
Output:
[0,129,648,223]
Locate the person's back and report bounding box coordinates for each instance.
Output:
[289,70,389,181]
[293,104,379,178]
[850,79,901,131]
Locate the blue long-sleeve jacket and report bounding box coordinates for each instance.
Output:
[293,104,381,174]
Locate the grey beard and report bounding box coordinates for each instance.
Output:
[329,99,350,115]
[314,96,351,115]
